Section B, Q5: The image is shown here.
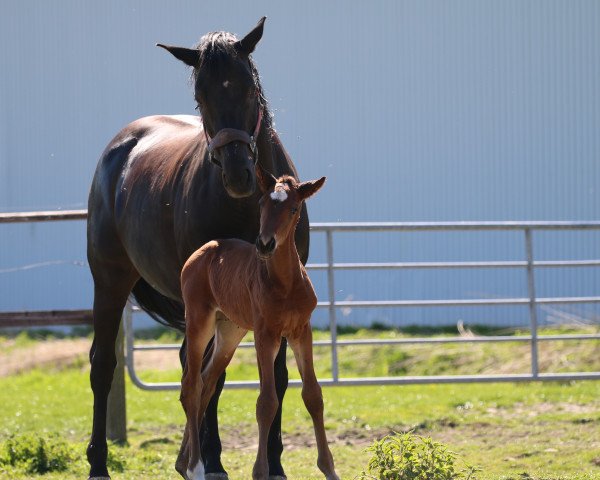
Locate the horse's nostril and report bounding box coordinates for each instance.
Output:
[255,236,276,256]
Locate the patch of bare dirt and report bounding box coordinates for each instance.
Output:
[217,424,393,452]
[0,338,91,376]
[0,339,182,377]
[133,348,181,372]
[485,401,598,418]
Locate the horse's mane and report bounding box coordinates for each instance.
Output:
[278,175,298,188]
[191,31,273,131]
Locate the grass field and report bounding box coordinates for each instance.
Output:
[0,326,599,479]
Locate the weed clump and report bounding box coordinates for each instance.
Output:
[0,433,75,474]
[358,431,480,480]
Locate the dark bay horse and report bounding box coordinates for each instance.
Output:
[180,168,338,480]
[86,17,309,480]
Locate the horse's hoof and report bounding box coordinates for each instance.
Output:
[205,474,229,480]
[88,477,111,480]
[268,476,287,480]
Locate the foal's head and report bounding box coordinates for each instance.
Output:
[158,18,270,198]
[255,166,326,259]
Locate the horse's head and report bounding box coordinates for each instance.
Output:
[255,166,325,259]
[158,18,268,198]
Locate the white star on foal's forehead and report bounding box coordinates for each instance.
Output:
[270,183,288,202]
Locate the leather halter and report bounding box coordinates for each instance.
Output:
[203,106,264,167]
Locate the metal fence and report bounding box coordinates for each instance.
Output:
[125,221,600,390]
[1,211,599,388]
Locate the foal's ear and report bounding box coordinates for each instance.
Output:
[297,177,326,200]
[235,17,266,55]
[256,164,277,193]
[156,44,200,68]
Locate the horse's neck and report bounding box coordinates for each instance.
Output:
[264,230,304,293]
[257,128,295,176]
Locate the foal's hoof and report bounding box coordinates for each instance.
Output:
[88,477,111,480]
[268,476,287,480]
[205,474,229,480]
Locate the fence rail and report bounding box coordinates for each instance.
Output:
[126,221,600,390]
[0,309,92,328]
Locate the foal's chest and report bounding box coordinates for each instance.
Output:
[258,292,316,337]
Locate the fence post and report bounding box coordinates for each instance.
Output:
[524,228,539,379]
[326,229,339,383]
[107,316,127,442]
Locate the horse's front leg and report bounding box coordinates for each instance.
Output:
[253,329,282,480]
[288,324,339,480]
[87,268,138,480]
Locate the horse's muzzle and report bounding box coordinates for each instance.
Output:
[255,236,276,259]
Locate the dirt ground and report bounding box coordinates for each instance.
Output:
[0,338,89,376]
[0,338,181,377]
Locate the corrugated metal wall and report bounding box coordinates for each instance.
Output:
[1,1,598,327]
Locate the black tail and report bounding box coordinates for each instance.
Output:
[131,278,186,332]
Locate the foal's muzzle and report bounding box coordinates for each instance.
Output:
[255,236,276,259]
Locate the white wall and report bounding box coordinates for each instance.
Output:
[1,1,598,326]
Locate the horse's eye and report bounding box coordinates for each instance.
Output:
[290,207,298,215]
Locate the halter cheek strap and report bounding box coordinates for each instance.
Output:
[203,106,263,166]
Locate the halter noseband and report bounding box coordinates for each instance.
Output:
[203,106,264,167]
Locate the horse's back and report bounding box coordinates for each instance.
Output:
[181,239,257,328]
[88,115,205,291]
[91,115,201,201]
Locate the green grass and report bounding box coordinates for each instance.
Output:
[1,327,599,479]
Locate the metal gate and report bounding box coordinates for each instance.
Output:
[124,221,600,390]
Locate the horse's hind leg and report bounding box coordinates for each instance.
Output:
[178,304,217,480]
[267,338,288,479]
[201,367,227,478]
[87,263,138,479]
[179,324,229,479]
[200,318,247,408]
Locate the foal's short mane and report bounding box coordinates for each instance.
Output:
[277,175,298,188]
[191,31,273,131]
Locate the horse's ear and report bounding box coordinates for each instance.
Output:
[157,44,200,68]
[297,177,326,200]
[235,17,266,55]
[256,164,277,193]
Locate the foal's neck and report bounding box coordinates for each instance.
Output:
[264,227,303,292]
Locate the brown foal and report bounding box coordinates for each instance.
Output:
[179,166,339,480]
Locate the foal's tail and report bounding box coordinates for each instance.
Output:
[131,278,186,332]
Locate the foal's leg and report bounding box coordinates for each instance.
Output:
[87,265,138,480]
[179,336,228,478]
[199,318,247,411]
[179,306,216,480]
[201,311,235,478]
[288,324,339,480]
[253,330,283,480]
[181,319,246,480]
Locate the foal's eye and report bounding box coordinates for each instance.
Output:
[290,207,298,215]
